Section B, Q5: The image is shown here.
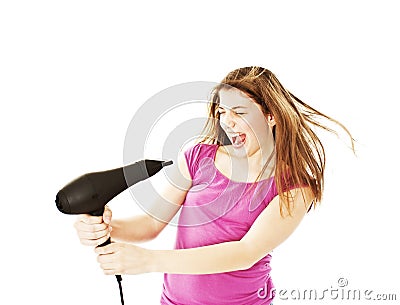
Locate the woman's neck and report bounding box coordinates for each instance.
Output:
[217,144,276,182]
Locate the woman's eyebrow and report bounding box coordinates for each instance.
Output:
[218,105,248,110]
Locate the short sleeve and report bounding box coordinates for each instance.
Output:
[183,143,217,180]
[183,144,203,180]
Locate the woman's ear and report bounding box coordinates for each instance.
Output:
[267,114,276,128]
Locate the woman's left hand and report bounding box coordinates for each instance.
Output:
[95,242,153,275]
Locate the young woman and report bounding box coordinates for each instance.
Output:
[74,66,354,304]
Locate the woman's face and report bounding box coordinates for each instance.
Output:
[217,88,275,158]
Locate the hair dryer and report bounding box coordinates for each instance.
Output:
[55,159,172,216]
[55,159,172,305]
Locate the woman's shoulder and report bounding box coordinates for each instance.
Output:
[183,143,218,179]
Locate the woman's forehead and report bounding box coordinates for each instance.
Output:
[218,88,255,108]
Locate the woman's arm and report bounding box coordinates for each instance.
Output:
[95,187,314,275]
[109,214,168,243]
[111,151,192,243]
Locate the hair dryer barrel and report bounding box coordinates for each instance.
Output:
[55,159,172,215]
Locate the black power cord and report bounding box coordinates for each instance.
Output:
[116,275,124,305]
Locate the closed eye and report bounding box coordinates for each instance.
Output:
[217,109,245,115]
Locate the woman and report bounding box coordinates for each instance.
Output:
[75,66,354,304]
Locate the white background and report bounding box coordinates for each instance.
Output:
[1,1,399,304]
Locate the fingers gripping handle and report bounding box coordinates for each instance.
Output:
[96,237,122,281]
[90,208,113,248]
[90,208,114,248]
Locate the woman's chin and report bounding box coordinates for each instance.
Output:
[232,140,246,149]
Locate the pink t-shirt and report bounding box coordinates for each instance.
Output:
[160,143,278,305]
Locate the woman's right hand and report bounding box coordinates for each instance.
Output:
[73,206,113,247]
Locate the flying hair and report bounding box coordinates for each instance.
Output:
[200,66,355,216]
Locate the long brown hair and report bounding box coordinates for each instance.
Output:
[200,66,355,216]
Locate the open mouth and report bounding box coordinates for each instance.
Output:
[231,133,246,148]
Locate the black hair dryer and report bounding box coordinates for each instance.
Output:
[55,159,173,305]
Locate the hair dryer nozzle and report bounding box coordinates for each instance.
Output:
[162,160,173,167]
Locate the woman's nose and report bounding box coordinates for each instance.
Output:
[227,119,235,128]
[220,111,236,128]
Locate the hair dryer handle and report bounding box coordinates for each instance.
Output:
[98,236,111,248]
[90,208,105,217]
